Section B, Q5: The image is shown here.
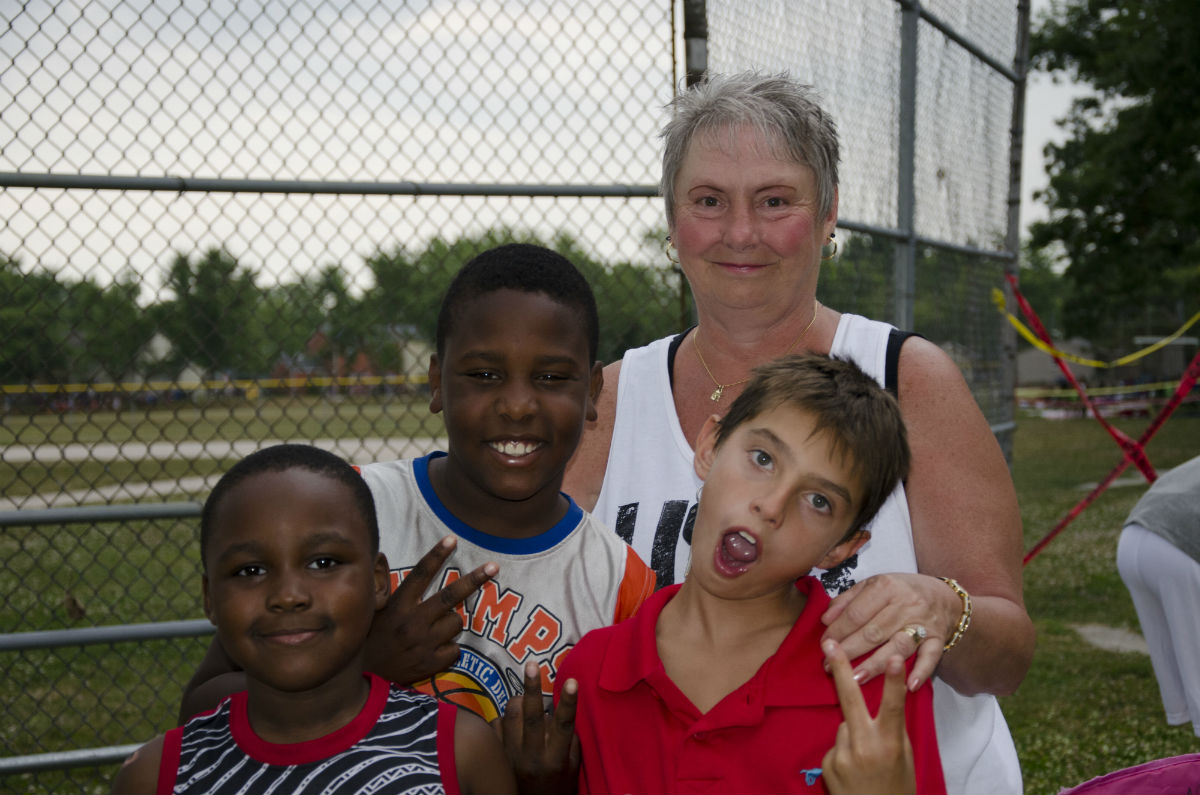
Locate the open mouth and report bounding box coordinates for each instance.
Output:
[488,440,543,458]
[714,529,759,576]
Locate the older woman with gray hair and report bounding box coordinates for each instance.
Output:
[564,72,1034,794]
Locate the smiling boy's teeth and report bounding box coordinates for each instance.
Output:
[737,531,757,545]
[493,440,537,457]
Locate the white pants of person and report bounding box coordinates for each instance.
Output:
[1116,522,1200,736]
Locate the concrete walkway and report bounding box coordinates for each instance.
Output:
[1,436,443,464]
[1072,623,1149,655]
[1,436,445,510]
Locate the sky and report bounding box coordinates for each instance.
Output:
[0,0,1089,288]
[1019,0,1090,235]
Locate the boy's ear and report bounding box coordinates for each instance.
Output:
[817,530,870,570]
[585,361,604,422]
[428,354,443,414]
[202,575,216,625]
[373,552,390,609]
[692,414,723,480]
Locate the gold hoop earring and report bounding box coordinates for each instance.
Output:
[665,235,680,265]
[821,237,838,261]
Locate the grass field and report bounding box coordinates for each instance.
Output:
[2,405,1199,793]
[1003,412,1200,792]
[1,393,445,503]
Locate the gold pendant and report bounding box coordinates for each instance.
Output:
[710,386,724,402]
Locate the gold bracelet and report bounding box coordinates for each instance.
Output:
[939,577,972,651]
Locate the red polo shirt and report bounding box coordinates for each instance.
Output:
[556,576,945,794]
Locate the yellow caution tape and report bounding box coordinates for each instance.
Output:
[991,288,1200,369]
[0,373,429,395]
[1016,381,1180,399]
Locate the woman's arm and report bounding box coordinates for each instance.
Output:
[822,338,1035,695]
[454,709,517,795]
[178,636,245,723]
[110,734,165,795]
[563,360,622,511]
[902,338,1034,694]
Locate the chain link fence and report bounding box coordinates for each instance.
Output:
[704,0,1023,440]
[1,1,1026,790]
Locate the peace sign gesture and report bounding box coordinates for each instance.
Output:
[364,535,498,684]
[500,661,580,795]
[821,639,915,795]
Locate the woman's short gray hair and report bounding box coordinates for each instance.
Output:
[659,72,840,225]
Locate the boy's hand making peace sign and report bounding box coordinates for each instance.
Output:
[821,639,916,795]
[365,535,498,685]
[500,661,580,795]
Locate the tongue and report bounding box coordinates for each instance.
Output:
[722,532,758,563]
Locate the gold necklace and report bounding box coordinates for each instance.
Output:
[694,300,820,402]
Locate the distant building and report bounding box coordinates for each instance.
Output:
[1018,336,1198,389]
[1017,338,1093,388]
[286,325,434,392]
[1125,336,1198,387]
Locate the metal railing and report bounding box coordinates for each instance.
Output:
[1,504,209,779]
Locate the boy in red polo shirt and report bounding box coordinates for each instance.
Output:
[553,354,945,794]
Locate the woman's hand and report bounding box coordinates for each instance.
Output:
[896,337,1035,695]
[821,640,915,795]
[820,572,954,690]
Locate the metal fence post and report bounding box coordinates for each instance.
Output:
[895,0,920,333]
[1002,0,1034,463]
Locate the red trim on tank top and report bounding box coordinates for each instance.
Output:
[228,673,388,765]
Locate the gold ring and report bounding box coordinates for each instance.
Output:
[901,624,927,645]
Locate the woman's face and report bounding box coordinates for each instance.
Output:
[670,125,837,313]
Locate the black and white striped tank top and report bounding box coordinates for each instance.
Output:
[160,673,456,794]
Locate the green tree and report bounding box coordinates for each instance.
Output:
[157,248,265,377]
[256,277,327,368]
[818,233,893,323]
[66,273,154,381]
[543,228,685,363]
[0,255,71,383]
[1030,0,1200,355]
[314,264,376,377]
[362,228,686,366]
[362,228,536,347]
[253,265,393,380]
[1014,244,1069,344]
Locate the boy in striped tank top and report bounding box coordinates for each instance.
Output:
[112,444,513,794]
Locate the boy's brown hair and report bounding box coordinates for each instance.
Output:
[715,353,910,539]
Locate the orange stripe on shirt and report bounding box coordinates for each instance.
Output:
[612,545,655,623]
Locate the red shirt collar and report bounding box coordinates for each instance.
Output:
[597,576,841,709]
